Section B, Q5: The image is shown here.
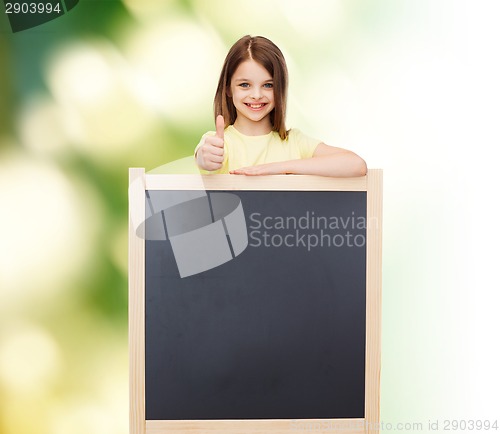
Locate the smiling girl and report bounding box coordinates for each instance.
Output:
[195,35,367,177]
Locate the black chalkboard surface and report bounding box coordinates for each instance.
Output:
[145,190,367,420]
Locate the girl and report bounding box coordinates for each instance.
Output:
[195,35,367,177]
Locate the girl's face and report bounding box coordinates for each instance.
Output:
[229,59,275,134]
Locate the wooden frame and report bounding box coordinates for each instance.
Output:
[129,169,383,434]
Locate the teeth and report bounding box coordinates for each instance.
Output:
[248,104,265,109]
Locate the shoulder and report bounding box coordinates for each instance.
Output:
[286,128,318,140]
[285,128,322,158]
[286,128,321,147]
[287,128,302,138]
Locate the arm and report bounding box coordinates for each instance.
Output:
[230,143,367,177]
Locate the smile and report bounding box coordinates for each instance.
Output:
[245,103,267,110]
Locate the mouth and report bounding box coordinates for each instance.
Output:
[245,103,267,111]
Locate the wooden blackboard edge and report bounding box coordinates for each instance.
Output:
[365,169,383,433]
[145,418,366,433]
[145,173,368,191]
[129,167,146,434]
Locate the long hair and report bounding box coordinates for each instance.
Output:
[214,35,289,140]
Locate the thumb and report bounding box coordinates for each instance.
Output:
[215,115,225,140]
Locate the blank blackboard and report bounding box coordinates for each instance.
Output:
[129,171,382,434]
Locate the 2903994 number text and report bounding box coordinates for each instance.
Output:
[5,2,62,14]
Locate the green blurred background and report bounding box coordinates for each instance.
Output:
[1,0,499,433]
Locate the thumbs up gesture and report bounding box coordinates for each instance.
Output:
[196,115,225,171]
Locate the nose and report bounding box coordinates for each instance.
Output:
[250,87,263,100]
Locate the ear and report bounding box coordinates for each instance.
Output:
[226,88,232,97]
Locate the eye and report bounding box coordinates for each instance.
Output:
[238,83,250,88]
[263,83,273,89]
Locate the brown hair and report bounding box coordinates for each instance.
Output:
[214,35,289,140]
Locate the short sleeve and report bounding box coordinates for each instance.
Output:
[288,129,322,159]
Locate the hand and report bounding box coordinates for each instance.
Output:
[230,162,286,176]
[196,115,225,171]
